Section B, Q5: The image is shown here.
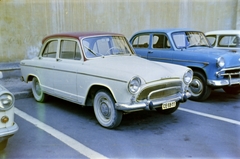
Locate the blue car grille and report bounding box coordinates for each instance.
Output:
[223,68,240,78]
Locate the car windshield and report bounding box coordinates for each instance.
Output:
[82,36,133,58]
[172,31,210,49]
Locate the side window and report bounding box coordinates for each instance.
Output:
[206,35,216,46]
[132,34,149,48]
[153,34,170,49]
[218,35,237,47]
[60,40,81,60]
[42,40,58,58]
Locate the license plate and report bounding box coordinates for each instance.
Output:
[162,101,176,110]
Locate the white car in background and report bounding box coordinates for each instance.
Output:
[205,30,240,51]
[0,85,18,150]
[20,32,193,129]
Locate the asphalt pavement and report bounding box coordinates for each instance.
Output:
[0,62,32,99]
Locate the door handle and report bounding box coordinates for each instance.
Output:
[148,51,153,54]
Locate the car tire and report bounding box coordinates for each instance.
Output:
[223,86,240,94]
[93,89,122,128]
[32,77,47,102]
[156,102,179,114]
[189,71,211,101]
[0,139,8,151]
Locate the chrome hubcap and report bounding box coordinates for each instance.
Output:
[190,79,203,95]
[100,99,111,119]
[35,81,41,96]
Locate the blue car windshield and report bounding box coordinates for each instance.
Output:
[82,36,133,58]
[172,31,210,49]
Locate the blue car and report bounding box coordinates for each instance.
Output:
[129,29,240,101]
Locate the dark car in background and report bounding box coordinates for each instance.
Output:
[129,28,240,101]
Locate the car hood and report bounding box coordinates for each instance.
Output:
[184,47,240,67]
[84,55,186,83]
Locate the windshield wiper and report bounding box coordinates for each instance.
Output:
[84,45,97,56]
[83,45,104,57]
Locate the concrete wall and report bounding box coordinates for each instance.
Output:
[0,0,239,63]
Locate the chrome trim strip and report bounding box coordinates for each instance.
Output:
[20,64,127,83]
[148,57,209,66]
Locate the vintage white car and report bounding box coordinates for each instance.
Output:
[205,30,240,51]
[20,32,193,128]
[0,85,18,150]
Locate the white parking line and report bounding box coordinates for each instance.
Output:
[14,108,108,159]
[179,107,240,126]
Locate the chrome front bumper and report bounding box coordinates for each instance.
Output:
[0,123,19,142]
[115,92,191,112]
[208,78,240,86]
[211,67,240,86]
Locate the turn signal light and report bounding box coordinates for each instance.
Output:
[1,116,9,123]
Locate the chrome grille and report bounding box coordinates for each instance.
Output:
[223,69,240,78]
[137,81,182,101]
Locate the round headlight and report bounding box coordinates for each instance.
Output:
[128,77,141,94]
[217,57,225,68]
[183,69,193,85]
[0,93,14,110]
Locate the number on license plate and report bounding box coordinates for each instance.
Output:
[162,101,176,110]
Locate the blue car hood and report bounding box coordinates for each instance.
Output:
[184,47,240,68]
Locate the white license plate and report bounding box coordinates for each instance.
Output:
[162,101,176,110]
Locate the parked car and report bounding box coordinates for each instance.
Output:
[0,85,18,150]
[205,30,240,51]
[129,29,240,101]
[20,32,193,128]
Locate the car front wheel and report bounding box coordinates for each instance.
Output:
[189,71,211,101]
[93,89,122,129]
[32,77,47,102]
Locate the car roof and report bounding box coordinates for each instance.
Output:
[42,32,123,43]
[132,28,200,35]
[205,30,240,35]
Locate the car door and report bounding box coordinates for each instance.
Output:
[131,33,173,63]
[147,33,173,63]
[37,40,58,95]
[53,39,82,102]
[130,34,150,59]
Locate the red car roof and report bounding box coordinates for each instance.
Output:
[42,32,123,43]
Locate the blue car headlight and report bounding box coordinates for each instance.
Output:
[217,57,225,68]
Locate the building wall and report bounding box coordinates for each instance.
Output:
[0,0,239,62]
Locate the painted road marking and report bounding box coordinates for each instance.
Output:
[14,108,108,159]
[179,107,240,126]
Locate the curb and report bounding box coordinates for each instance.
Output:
[14,90,33,100]
[0,65,21,79]
[0,62,33,100]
